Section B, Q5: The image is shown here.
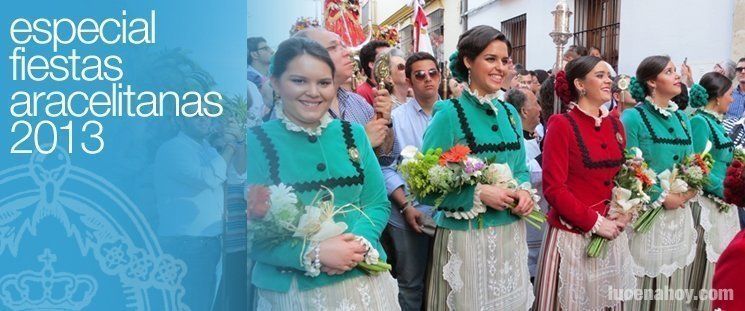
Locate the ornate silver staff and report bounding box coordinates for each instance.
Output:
[550,0,573,114]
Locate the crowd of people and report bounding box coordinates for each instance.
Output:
[240,25,745,311]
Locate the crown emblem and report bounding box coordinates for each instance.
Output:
[0,249,97,311]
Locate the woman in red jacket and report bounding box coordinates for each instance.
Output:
[533,56,635,310]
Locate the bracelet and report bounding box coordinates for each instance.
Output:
[399,202,412,214]
[312,244,321,271]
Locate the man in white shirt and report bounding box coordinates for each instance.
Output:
[505,88,546,278]
[155,116,230,310]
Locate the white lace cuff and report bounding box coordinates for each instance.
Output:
[302,242,322,277]
[444,184,487,219]
[517,182,541,212]
[649,190,669,210]
[355,236,380,264]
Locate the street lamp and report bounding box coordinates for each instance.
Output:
[549,0,573,114]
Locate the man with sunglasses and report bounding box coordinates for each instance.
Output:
[725,57,745,121]
[381,52,441,311]
[247,37,273,88]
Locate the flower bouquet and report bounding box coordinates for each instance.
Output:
[633,141,714,232]
[398,144,546,229]
[724,147,745,209]
[587,148,656,257]
[246,184,391,276]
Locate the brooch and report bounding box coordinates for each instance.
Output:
[616,133,624,144]
[348,147,360,162]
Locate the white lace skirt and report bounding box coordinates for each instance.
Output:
[533,226,635,311]
[693,195,740,263]
[255,273,400,311]
[628,204,698,278]
[426,221,534,311]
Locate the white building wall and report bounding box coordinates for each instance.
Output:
[461,0,736,77]
[467,0,564,70]
[617,0,735,79]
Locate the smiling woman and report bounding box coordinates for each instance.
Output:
[246,37,400,310]
[422,25,540,311]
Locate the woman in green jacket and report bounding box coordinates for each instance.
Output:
[246,37,399,310]
[423,25,538,310]
[621,55,698,310]
[687,72,739,311]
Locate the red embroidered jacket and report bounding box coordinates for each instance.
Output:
[542,108,627,233]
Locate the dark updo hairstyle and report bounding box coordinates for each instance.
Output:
[270,37,335,79]
[449,25,512,83]
[554,56,603,106]
[689,72,733,108]
[631,55,672,101]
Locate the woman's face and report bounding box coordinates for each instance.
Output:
[714,84,735,114]
[649,61,682,99]
[390,56,407,86]
[272,54,335,128]
[576,62,613,104]
[464,40,509,95]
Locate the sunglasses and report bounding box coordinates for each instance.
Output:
[413,69,439,81]
[737,67,745,73]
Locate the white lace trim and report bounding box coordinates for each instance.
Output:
[276,104,333,136]
[517,181,542,212]
[463,85,502,116]
[702,108,725,122]
[645,96,679,117]
[442,230,464,310]
[355,236,381,264]
[444,183,487,220]
[555,230,636,310]
[573,104,610,127]
[628,202,698,277]
[694,195,740,263]
[301,241,321,277]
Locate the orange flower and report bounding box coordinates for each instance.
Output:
[694,155,710,174]
[634,166,653,186]
[439,145,471,166]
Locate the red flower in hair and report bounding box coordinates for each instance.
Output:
[554,71,573,110]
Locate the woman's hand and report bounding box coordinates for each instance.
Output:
[479,185,515,211]
[510,189,535,216]
[608,212,633,228]
[662,193,688,210]
[595,216,621,240]
[317,234,366,274]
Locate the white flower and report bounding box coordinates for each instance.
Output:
[294,205,348,242]
[658,169,688,194]
[484,163,515,186]
[356,237,380,264]
[702,140,712,156]
[400,145,419,160]
[612,187,642,213]
[630,147,643,160]
[428,165,455,190]
[686,165,704,181]
[267,184,299,226]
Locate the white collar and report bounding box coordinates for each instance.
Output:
[702,108,725,122]
[573,104,610,127]
[276,103,333,136]
[645,96,678,117]
[464,85,501,107]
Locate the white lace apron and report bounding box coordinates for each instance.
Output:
[256,272,400,311]
[555,230,636,310]
[628,204,698,277]
[695,195,740,263]
[442,220,534,310]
